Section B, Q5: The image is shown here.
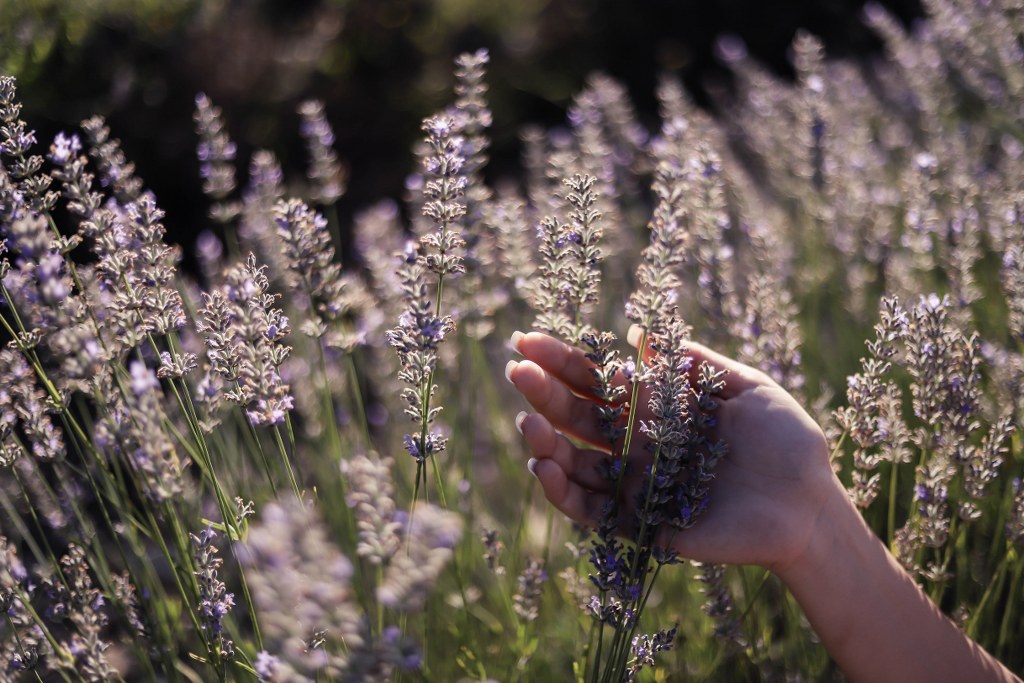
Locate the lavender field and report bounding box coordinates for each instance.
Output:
[1,0,1024,681]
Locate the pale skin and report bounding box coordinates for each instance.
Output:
[505,327,1021,683]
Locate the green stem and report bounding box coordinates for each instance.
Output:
[996,559,1022,658]
[965,545,1010,639]
[273,425,303,500]
[887,457,899,546]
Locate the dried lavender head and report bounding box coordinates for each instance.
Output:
[581,331,627,445]
[694,561,744,644]
[451,49,492,185]
[587,501,631,607]
[625,159,686,335]
[560,174,603,341]
[836,296,911,506]
[0,536,49,676]
[47,545,115,682]
[480,528,505,576]
[530,174,602,342]
[124,192,187,337]
[1002,241,1024,342]
[0,76,56,212]
[297,100,345,205]
[486,194,536,299]
[49,131,103,221]
[111,572,150,643]
[0,349,65,463]
[637,316,726,534]
[904,294,981,451]
[959,415,1014,521]
[531,213,573,338]
[124,361,185,502]
[2,208,74,329]
[1008,478,1024,548]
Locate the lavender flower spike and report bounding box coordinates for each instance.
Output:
[191,526,235,660]
[194,92,240,222]
[419,115,467,278]
[297,100,345,205]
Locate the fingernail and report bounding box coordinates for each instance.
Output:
[626,325,642,348]
[510,330,525,355]
[504,360,518,384]
[527,458,538,476]
[514,411,528,434]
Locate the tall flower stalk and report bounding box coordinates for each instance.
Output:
[388,115,465,505]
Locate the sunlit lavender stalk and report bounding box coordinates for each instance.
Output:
[80,115,142,203]
[836,296,911,510]
[274,197,362,350]
[197,255,294,427]
[0,76,56,213]
[388,115,465,499]
[194,92,240,223]
[297,100,345,205]
[531,174,601,343]
[191,526,235,663]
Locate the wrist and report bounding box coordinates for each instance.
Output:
[771,473,869,591]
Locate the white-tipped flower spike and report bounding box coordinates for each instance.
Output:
[530,174,602,343]
[197,254,293,427]
[0,76,57,213]
[419,114,467,279]
[625,159,687,338]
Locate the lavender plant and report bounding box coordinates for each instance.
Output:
[2,5,1024,678]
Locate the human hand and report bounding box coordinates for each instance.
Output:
[506,327,842,572]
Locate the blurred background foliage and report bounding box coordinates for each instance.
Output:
[2,0,922,253]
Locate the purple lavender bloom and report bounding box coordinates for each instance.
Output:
[254,650,281,679]
[47,132,82,166]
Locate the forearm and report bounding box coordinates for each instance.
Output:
[774,475,1020,683]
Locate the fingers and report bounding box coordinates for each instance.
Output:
[506,358,611,448]
[512,330,622,401]
[626,325,774,398]
[517,411,610,492]
[529,457,605,527]
[518,413,610,526]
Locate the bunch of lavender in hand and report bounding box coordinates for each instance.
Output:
[526,158,728,681]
